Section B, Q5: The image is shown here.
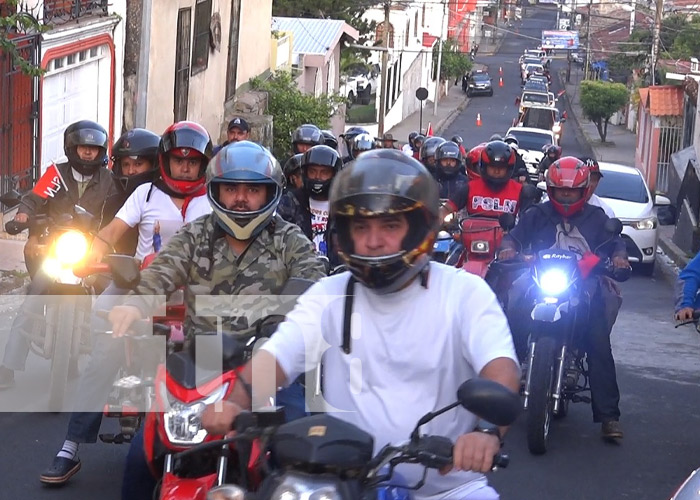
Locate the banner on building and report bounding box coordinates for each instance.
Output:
[541,30,580,50]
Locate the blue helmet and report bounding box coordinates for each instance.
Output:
[206,141,284,239]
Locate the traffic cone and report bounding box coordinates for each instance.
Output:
[499,77,504,87]
[426,122,433,137]
[499,66,503,76]
[476,113,482,127]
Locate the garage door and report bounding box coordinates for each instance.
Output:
[41,45,109,174]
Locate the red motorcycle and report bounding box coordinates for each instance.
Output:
[455,216,505,278]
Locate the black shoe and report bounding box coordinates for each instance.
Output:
[0,366,14,390]
[601,420,623,440]
[39,457,81,485]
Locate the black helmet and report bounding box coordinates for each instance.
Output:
[321,130,339,151]
[64,120,109,176]
[341,126,370,155]
[503,134,519,149]
[351,133,375,158]
[111,128,160,195]
[330,149,440,294]
[206,141,283,240]
[480,140,516,188]
[283,153,303,178]
[408,131,419,147]
[419,137,446,172]
[450,135,464,146]
[545,144,562,161]
[301,145,343,198]
[292,124,324,153]
[435,141,463,178]
[412,134,426,152]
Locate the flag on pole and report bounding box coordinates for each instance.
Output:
[426,122,433,137]
[32,163,67,199]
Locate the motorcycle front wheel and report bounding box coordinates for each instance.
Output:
[526,336,556,455]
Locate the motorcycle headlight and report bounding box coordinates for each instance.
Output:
[538,269,570,296]
[470,240,490,254]
[444,212,454,224]
[207,485,246,500]
[159,382,229,445]
[54,230,89,266]
[271,474,341,500]
[632,217,657,230]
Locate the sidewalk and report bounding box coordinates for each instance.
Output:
[561,67,687,274]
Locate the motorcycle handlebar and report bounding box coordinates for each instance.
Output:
[96,309,171,337]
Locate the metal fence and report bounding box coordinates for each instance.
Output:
[43,0,108,24]
[656,120,683,194]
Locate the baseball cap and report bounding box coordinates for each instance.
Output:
[579,156,603,177]
[227,117,250,132]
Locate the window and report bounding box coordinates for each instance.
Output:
[191,0,212,75]
[174,8,192,121]
[414,11,418,37]
[376,22,394,49]
[225,0,242,100]
[422,5,426,27]
[405,20,409,47]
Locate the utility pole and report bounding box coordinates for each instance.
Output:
[433,0,447,116]
[651,0,663,86]
[378,1,391,136]
[583,0,592,80]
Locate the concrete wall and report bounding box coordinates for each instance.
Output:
[237,0,273,86]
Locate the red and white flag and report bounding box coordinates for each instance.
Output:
[32,163,67,199]
[426,122,434,137]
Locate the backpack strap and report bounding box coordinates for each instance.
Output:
[342,275,356,354]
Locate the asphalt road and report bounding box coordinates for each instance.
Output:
[1,7,699,500]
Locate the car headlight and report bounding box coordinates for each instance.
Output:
[552,124,562,133]
[469,84,475,87]
[538,269,570,296]
[207,485,246,500]
[271,474,341,500]
[632,217,657,230]
[159,382,229,445]
[470,240,490,254]
[54,230,89,266]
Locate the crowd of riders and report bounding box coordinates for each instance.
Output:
[1,113,670,500]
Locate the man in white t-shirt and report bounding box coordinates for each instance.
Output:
[278,144,343,260]
[39,121,214,486]
[579,156,615,218]
[203,150,520,500]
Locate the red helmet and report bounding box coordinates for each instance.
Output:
[479,140,516,188]
[158,121,213,195]
[546,156,591,217]
[465,143,486,180]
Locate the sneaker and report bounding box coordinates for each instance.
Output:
[39,456,81,485]
[601,420,623,440]
[0,366,14,390]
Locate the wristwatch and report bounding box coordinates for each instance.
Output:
[474,420,503,446]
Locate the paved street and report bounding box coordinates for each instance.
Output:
[0,6,699,500]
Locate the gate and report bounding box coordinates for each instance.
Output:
[656,119,683,195]
[0,33,41,210]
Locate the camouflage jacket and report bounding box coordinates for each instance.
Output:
[124,213,327,337]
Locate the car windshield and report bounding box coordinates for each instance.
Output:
[508,130,553,151]
[596,170,649,203]
[521,109,555,129]
[522,93,550,104]
[523,58,540,66]
[473,74,490,82]
[526,65,543,73]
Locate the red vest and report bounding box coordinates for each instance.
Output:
[468,178,523,217]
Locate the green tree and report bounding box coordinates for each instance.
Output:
[250,71,346,161]
[670,20,700,59]
[579,80,629,143]
[432,38,473,82]
[0,0,47,77]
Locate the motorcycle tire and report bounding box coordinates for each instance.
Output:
[526,336,556,455]
[47,301,75,412]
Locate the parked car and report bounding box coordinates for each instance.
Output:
[467,70,494,97]
[339,64,379,106]
[594,162,671,275]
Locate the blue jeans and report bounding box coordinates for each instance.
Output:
[121,382,308,500]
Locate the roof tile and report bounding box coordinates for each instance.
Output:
[644,85,684,116]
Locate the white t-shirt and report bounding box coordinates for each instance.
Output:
[116,182,212,260]
[262,263,518,500]
[309,197,330,256]
[588,194,616,218]
[402,144,414,156]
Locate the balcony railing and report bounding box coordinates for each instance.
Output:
[43,0,108,24]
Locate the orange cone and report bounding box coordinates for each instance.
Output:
[476,113,482,127]
[499,66,503,75]
[499,77,504,87]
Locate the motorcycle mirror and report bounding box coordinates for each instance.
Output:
[456,378,521,426]
[104,254,141,290]
[498,213,516,232]
[0,189,22,209]
[604,218,623,235]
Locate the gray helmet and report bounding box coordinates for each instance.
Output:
[206,141,284,240]
[489,133,503,141]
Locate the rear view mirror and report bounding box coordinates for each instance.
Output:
[604,218,623,235]
[654,194,671,206]
[457,378,521,426]
[104,254,141,290]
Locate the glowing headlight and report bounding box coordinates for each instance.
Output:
[552,124,562,133]
[437,230,451,240]
[632,217,657,230]
[207,485,246,500]
[470,240,490,253]
[54,230,89,266]
[271,474,341,500]
[159,382,229,445]
[444,212,454,224]
[538,269,570,296]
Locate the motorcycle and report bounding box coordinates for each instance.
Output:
[141,278,314,500]
[454,216,506,278]
[1,190,102,410]
[171,377,520,500]
[490,218,628,455]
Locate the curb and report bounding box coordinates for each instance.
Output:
[658,233,690,269]
[436,94,471,135]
